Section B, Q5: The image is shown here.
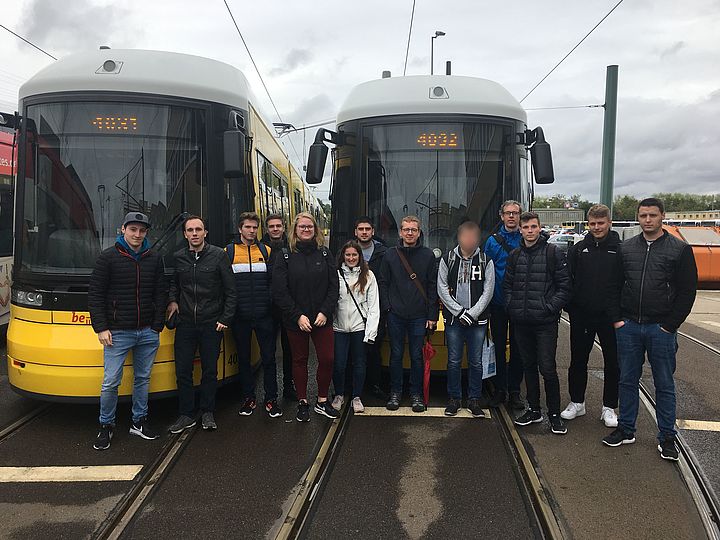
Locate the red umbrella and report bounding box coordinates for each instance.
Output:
[423,332,436,405]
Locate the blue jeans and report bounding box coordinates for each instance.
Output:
[174,322,223,416]
[232,316,278,401]
[445,322,487,399]
[387,313,426,396]
[616,320,678,440]
[99,327,160,425]
[333,331,367,397]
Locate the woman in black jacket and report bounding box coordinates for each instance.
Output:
[272,212,340,422]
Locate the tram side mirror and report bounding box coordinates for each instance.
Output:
[223,130,247,178]
[528,126,555,184]
[306,142,328,184]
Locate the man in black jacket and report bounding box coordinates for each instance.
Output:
[262,213,296,401]
[561,204,621,428]
[166,216,237,433]
[504,212,571,434]
[603,198,697,461]
[379,215,439,413]
[89,212,167,451]
[354,216,388,398]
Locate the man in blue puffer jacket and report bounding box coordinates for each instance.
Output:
[484,200,524,410]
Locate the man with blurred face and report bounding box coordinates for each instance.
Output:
[379,215,439,413]
[562,204,621,429]
[485,201,525,410]
[88,212,167,450]
[605,198,697,461]
[504,212,571,435]
[354,216,388,398]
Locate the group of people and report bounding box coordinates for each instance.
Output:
[89,196,697,463]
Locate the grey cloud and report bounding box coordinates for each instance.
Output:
[659,41,686,59]
[20,0,137,55]
[270,48,313,76]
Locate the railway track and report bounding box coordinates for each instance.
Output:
[0,403,50,444]
[560,315,720,539]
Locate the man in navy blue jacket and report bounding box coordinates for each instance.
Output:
[379,215,439,413]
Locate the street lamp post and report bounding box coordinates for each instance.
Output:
[430,31,445,75]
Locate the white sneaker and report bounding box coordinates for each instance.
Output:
[351,397,364,413]
[601,406,618,428]
[332,395,344,410]
[560,402,586,420]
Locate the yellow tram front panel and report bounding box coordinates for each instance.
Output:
[7,305,252,400]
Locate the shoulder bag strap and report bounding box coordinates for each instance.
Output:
[340,271,367,325]
[395,247,428,304]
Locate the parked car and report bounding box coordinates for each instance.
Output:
[547,233,582,253]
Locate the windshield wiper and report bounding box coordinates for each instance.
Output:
[150,212,190,252]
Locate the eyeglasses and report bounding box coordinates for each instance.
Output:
[502,211,520,216]
[401,228,419,233]
[297,225,315,230]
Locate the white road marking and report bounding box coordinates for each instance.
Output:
[0,465,143,483]
[677,419,720,432]
[699,320,720,329]
[362,406,491,419]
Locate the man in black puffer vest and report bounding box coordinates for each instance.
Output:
[504,211,571,435]
[603,198,697,461]
[166,215,237,433]
[561,204,621,429]
[89,212,167,451]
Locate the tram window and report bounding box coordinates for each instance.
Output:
[359,122,512,255]
[0,183,12,257]
[20,101,207,274]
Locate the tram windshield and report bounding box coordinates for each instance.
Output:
[19,101,207,275]
[333,120,516,255]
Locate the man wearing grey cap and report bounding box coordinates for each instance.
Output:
[88,212,167,451]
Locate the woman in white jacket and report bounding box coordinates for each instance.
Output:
[332,240,380,413]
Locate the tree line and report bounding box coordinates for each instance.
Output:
[533,193,720,221]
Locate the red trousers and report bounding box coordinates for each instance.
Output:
[286,325,335,401]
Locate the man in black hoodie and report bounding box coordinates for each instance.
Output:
[504,212,571,435]
[354,216,388,398]
[379,215,439,413]
[561,204,621,428]
[262,213,296,401]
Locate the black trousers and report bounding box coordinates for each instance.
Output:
[514,322,560,415]
[489,304,523,395]
[275,319,294,390]
[174,322,222,417]
[568,309,619,408]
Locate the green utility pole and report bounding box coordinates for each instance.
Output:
[600,65,618,213]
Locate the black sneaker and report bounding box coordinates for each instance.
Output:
[201,412,217,431]
[658,436,679,461]
[93,424,113,451]
[314,400,340,419]
[445,398,461,416]
[296,401,310,422]
[549,414,568,435]
[515,409,543,426]
[411,395,426,413]
[489,390,507,408]
[509,392,526,411]
[168,415,196,434]
[238,398,257,416]
[129,417,159,440]
[467,399,486,418]
[602,428,636,447]
[265,400,283,418]
[386,392,401,411]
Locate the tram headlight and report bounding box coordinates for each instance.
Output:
[12,289,44,307]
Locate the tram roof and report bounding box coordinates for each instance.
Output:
[19,49,252,110]
[337,75,527,125]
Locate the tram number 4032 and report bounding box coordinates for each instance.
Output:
[416,132,458,148]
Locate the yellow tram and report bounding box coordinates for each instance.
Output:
[6,49,323,400]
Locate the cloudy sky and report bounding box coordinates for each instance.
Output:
[2,0,718,202]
